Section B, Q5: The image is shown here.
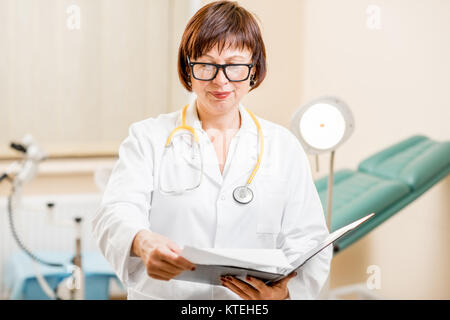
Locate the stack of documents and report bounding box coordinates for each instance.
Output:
[181,247,292,274]
[175,213,374,285]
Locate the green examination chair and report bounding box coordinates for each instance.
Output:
[314,135,450,253]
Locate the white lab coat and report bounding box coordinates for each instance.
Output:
[91,101,332,300]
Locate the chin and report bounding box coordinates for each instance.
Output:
[204,97,236,113]
[211,101,236,113]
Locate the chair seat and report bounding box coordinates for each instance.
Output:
[358,135,450,190]
[314,135,450,252]
[315,169,410,231]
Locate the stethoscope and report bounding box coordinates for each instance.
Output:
[163,104,264,204]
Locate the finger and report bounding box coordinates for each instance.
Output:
[223,282,251,300]
[164,253,196,271]
[153,247,195,271]
[145,249,181,275]
[225,276,259,297]
[147,272,170,281]
[245,276,267,291]
[166,240,182,255]
[221,279,252,300]
[147,267,177,281]
[147,258,181,278]
[275,271,297,287]
[153,246,178,260]
[156,259,185,275]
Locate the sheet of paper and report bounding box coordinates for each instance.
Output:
[181,246,292,270]
[289,213,376,271]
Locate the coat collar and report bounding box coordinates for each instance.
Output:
[173,100,267,188]
[175,99,261,137]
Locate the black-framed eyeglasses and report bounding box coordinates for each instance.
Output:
[187,56,254,82]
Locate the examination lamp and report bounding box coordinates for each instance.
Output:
[290,96,355,231]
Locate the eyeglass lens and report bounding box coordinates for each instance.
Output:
[192,64,250,81]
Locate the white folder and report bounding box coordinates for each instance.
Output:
[175,213,375,286]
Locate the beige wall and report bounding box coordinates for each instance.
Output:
[1,0,449,299]
[0,0,172,158]
[201,0,450,299]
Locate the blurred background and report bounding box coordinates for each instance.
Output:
[0,0,448,300]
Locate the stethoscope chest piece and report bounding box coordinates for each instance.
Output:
[233,186,254,204]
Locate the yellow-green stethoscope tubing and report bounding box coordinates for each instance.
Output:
[165,105,200,146]
[163,104,264,204]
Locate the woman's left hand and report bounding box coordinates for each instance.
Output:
[220,272,297,300]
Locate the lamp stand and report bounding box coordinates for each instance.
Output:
[319,150,335,299]
[326,150,335,231]
[322,151,383,300]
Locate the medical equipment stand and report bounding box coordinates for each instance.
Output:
[2,135,85,300]
[326,151,335,231]
[69,217,85,300]
[317,151,334,299]
[318,150,382,300]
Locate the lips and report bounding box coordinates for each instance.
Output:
[211,91,231,99]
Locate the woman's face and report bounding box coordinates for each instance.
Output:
[190,45,254,117]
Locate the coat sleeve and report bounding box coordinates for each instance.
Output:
[91,122,153,287]
[279,133,332,300]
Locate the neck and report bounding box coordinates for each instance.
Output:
[196,102,241,133]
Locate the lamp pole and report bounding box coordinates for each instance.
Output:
[326,150,335,231]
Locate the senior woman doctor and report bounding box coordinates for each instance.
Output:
[92,0,332,300]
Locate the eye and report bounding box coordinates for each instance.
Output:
[198,64,214,70]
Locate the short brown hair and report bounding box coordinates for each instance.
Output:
[178,1,267,92]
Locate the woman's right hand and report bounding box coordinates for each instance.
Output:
[131,230,196,281]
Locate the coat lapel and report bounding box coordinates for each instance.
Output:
[222,105,268,190]
[172,102,268,189]
[174,101,223,186]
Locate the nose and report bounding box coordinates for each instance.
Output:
[212,67,228,85]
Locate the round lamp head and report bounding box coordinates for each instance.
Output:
[290,96,354,154]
